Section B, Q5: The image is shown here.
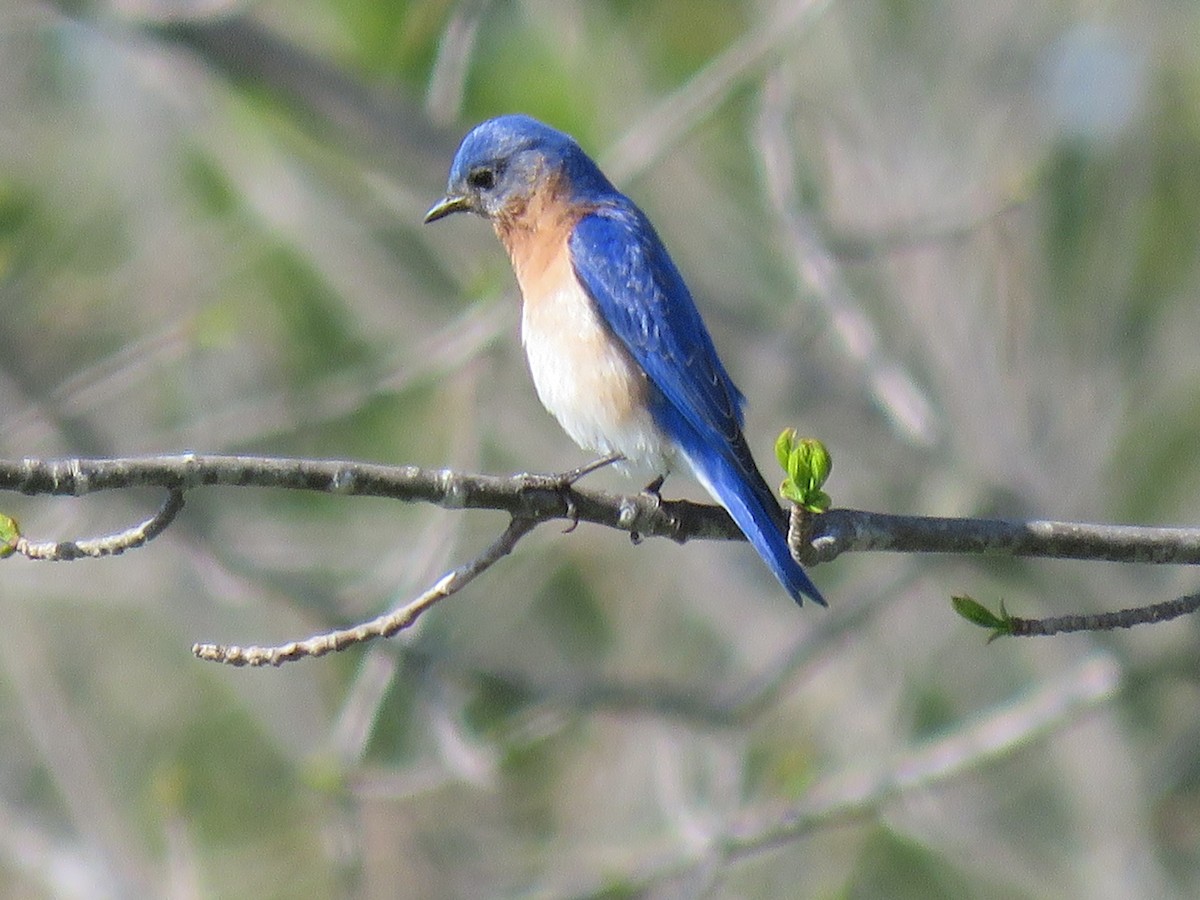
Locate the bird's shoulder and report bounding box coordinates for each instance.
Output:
[568,199,747,431]
[568,198,690,326]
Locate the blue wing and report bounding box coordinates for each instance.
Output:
[569,203,825,606]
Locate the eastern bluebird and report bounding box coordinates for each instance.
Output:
[425,115,825,606]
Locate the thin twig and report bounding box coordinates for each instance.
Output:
[13,490,184,561]
[1010,592,1200,636]
[192,516,538,666]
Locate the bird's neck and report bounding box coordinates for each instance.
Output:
[493,176,588,299]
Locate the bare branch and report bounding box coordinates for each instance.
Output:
[192,516,539,666]
[798,507,1200,566]
[10,490,184,561]
[5,455,1200,654]
[1009,592,1200,636]
[5,455,1200,568]
[0,453,739,543]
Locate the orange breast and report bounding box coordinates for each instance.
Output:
[493,179,670,473]
[493,174,582,296]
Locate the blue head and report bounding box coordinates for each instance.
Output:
[424,115,616,223]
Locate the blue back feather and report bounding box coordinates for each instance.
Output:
[569,207,825,606]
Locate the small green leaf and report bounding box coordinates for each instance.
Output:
[780,480,803,504]
[952,595,1001,627]
[0,513,20,558]
[775,433,834,514]
[952,595,1013,641]
[808,490,831,511]
[775,427,797,472]
[787,450,802,486]
[800,439,832,488]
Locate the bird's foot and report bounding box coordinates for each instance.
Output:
[630,474,667,545]
[523,454,625,533]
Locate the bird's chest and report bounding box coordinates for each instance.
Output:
[506,232,671,472]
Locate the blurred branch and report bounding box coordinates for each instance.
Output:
[424,0,492,125]
[431,580,894,731]
[824,196,1027,263]
[148,13,450,166]
[756,71,939,446]
[602,0,834,182]
[601,654,1121,896]
[727,655,1120,856]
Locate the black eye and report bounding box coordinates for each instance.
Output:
[467,167,495,190]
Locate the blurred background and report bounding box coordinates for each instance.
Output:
[2,0,1200,896]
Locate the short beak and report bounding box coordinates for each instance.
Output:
[423,193,473,223]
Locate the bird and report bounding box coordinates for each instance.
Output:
[424,115,825,606]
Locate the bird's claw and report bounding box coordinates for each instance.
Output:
[522,454,624,533]
[561,494,580,533]
[561,452,624,486]
[628,474,668,545]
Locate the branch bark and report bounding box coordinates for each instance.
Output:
[3,454,1200,564]
[5,453,1199,662]
[0,453,729,545]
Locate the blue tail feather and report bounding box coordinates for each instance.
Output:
[680,443,826,607]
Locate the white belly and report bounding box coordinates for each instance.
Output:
[520,279,674,478]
